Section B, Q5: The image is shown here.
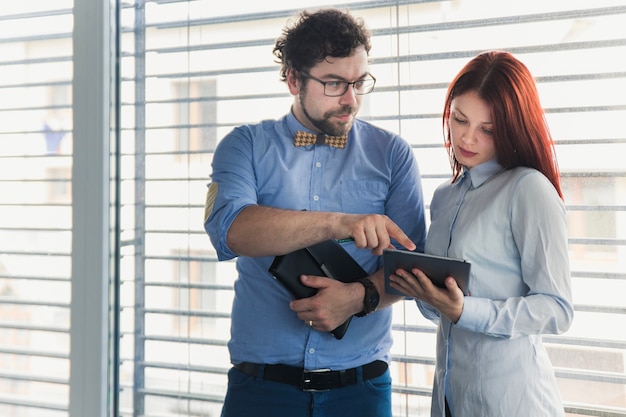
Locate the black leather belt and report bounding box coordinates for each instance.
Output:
[234,360,388,391]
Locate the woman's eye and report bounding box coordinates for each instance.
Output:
[482,127,493,135]
[453,116,467,125]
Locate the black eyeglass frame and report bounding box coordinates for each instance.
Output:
[300,71,376,97]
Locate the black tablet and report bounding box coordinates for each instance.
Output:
[383,248,470,296]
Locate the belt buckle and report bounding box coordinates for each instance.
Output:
[302,368,331,392]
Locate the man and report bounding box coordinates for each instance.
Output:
[204,8,426,417]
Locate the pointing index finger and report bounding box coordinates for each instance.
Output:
[387,222,416,251]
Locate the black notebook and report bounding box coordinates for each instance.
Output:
[268,239,367,339]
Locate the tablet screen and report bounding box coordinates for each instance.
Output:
[383,248,470,296]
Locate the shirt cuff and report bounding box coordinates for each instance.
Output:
[454,296,488,332]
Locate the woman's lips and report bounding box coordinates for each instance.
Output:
[458,146,476,158]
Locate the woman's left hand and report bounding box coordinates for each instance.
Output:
[389,268,465,323]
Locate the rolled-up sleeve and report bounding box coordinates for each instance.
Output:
[204,126,257,260]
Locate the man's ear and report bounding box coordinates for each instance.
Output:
[286,69,300,95]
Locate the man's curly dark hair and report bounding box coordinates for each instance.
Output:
[273,9,372,82]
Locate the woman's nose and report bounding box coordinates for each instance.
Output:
[461,128,477,144]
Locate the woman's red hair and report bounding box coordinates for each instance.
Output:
[443,51,563,199]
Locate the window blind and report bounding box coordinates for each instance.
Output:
[115,1,626,416]
[0,3,74,417]
[3,1,625,417]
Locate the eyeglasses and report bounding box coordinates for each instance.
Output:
[300,71,376,97]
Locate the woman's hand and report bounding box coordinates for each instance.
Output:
[389,267,465,323]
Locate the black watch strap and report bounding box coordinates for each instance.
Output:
[355,278,380,317]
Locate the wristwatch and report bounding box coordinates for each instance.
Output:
[355,278,380,317]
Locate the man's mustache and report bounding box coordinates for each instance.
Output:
[327,106,354,117]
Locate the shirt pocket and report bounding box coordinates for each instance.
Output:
[340,179,387,214]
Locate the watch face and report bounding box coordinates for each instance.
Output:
[364,279,379,311]
[357,278,380,317]
[368,291,380,309]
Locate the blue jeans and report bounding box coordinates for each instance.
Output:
[220,366,392,417]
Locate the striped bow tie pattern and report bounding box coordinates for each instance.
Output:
[294,131,347,149]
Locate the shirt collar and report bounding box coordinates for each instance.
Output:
[285,110,309,137]
[462,159,504,188]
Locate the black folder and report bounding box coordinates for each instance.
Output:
[268,239,368,339]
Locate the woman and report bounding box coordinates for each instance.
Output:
[389,51,573,417]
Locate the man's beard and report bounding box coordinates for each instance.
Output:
[299,92,356,137]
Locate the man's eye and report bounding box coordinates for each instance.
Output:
[326,81,342,88]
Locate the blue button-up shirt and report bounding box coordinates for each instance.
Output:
[418,160,573,417]
[205,112,426,370]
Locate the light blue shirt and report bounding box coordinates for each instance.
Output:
[418,160,573,417]
[205,112,426,370]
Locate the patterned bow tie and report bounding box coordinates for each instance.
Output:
[294,131,347,149]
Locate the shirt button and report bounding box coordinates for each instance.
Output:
[313,195,319,201]
[309,348,315,354]
[315,162,321,168]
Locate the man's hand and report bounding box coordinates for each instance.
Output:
[289,275,362,331]
[337,213,416,255]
